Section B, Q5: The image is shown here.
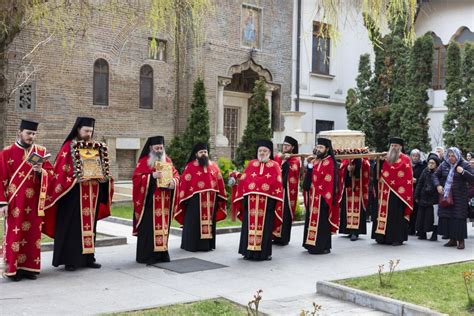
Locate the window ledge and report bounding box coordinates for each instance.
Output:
[310,72,335,79]
[146,59,167,63]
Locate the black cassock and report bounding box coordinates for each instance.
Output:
[273,161,292,245]
[180,195,217,252]
[238,196,276,260]
[371,191,409,244]
[52,182,109,267]
[339,167,367,236]
[136,179,172,264]
[301,167,331,254]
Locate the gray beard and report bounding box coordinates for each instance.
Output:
[387,148,400,164]
[148,151,165,168]
[258,155,270,163]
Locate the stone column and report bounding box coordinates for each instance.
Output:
[265,84,277,128]
[216,78,232,146]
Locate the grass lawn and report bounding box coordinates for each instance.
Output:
[111,205,241,228]
[336,261,474,316]
[110,298,247,316]
[0,220,52,243]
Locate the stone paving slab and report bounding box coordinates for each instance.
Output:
[0,222,472,315]
[153,257,228,273]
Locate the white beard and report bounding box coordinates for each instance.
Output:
[258,154,270,163]
[387,147,400,164]
[148,150,166,168]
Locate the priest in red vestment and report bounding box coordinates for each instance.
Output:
[372,137,413,246]
[175,143,227,252]
[132,136,180,264]
[0,120,53,281]
[302,138,339,254]
[338,158,370,241]
[233,140,283,261]
[273,136,301,246]
[43,117,113,271]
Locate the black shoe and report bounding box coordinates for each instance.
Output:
[21,273,37,280]
[86,262,102,269]
[392,242,403,246]
[8,275,22,282]
[350,234,358,241]
[443,239,457,247]
[265,256,272,261]
[418,233,427,240]
[322,249,331,254]
[65,265,76,271]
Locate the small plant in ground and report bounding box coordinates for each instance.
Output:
[247,289,263,316]
[300,302,322,316]
[378,259,400,288]
[463,269,474,311]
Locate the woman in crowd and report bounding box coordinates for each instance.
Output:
[414,153,440,241]
[432,147,474,250]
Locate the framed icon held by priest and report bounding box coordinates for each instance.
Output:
[155,161,173,188]
[79,148,104,179]
[71,140,111,181]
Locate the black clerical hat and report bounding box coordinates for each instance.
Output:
[317,137,332,149]
[256,140,274,160]
[139,136,166,159]
[389,137,404,146]
[187,142,209,163]
[283,136,298,154]
[149,136,165,146]
[19,119,39,131]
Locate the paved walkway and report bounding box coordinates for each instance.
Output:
[1,221,473,315]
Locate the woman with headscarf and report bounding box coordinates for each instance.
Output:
[432,147,474,249]
[414,153,440,241]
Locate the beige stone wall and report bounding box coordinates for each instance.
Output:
[2,0,293,177]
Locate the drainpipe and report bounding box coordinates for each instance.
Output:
[295,0,301,112]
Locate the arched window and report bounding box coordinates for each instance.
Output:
[452,26,474,44]
[431,33,446,90]
[139,65,153,109]
[93,59,109,105]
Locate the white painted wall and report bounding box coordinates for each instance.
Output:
[295,0,373,151]
[288,0,472,153]
[415,0,474,44]
[415,0,473,150]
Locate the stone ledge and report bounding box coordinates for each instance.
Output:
[104,216,305,236]
[40,235,127,252]
[316,280,447,316]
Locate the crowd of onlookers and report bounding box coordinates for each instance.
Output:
[411,147,473,250]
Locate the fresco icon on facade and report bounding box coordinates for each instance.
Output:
[241,5,262,50]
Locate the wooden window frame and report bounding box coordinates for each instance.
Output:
[93,58,109,106]
[312,22,331,75]
[139,65,154,109]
